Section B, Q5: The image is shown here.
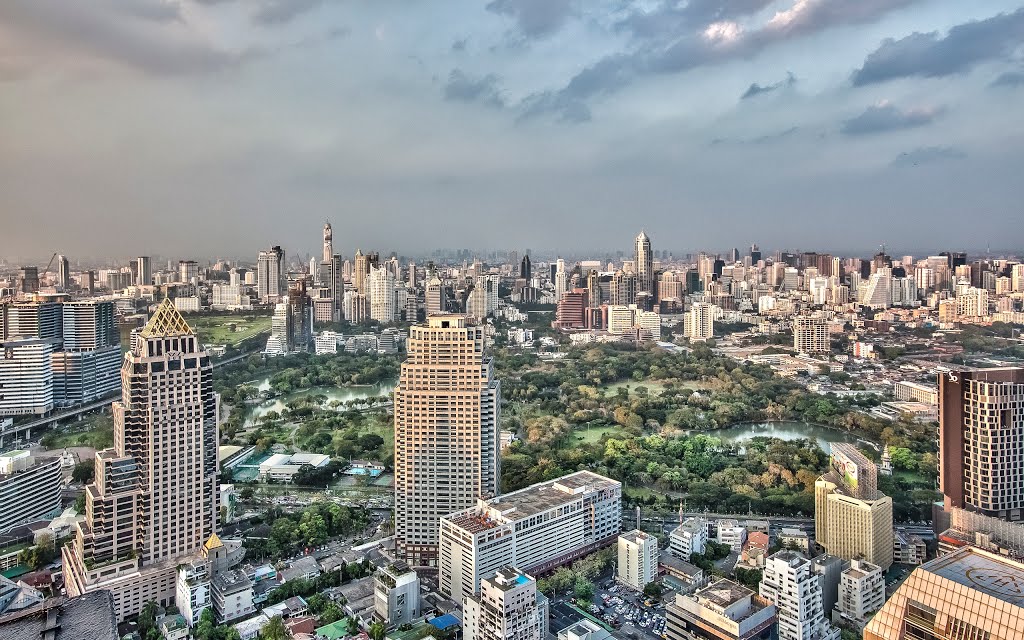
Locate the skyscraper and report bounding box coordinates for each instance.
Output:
[394,315,500,567]
[63,299,219,621]
[939,367,1024,521]
[136,256,152,286]
[520,254,532,281]
[368,265,398,323]
[257,246,286,302]
[323,221,333,263]
[635,231,654,295]
[56,254,70,290]
[353,249,379,295]
[554,259,568,301]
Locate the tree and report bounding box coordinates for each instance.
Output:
[643,582,664,597]
[72,459,95,484]
[369,621,387,640]
[573,577,595,601]
[262,616,289,640]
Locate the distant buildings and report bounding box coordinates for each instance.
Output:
[617,529,658,591]
[814,444,893,570]
[463,567,548,640]
[666,578,776,640]
[394,315,500,567]
[439,471,621,602]
[257,246,286,302]
[759,551,840,640]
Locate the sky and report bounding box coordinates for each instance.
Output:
[1,0,1023,261]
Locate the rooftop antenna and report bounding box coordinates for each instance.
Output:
[636,506,641,532]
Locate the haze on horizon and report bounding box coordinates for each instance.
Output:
[1,0,1023,260]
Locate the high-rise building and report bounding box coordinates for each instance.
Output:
[939,367,1024,521]
[759,551,840,640]
[137,256,152,287]
[287,281,313,353]
[394,315,500,567]
[554,259,568,302]
[685,303,714,341]
[610,270,638,306]
[56,255,70,290]
[833,558,884,630]
[814,444,893,570]
[520,254,532,281]
[463,567,548,640]
[0,450,63,534]
[178,260,199,284]
[863,546,1024,640]
[373,561,420,626]
[257,246,286,302]
[666,578,776,640]
[0,339,55,416]
[63,300,219,621]
[323,222,333,263]
[749,244,762,264]
[18,266,39,294]
[793,316,829,354]
[440,471,621,601]
[618,529,659,591]
[353,249,380,295]
[425,275,446,316]
[369,265,398,323]
[635,231,654,295]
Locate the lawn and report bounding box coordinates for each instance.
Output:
[575,424,627,444]
[190,314,272,346]
[41,414,114,450]
[599,379,706,397]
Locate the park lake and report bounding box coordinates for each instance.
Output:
[706,420,869,453]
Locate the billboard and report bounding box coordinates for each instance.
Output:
[832,449,859,493]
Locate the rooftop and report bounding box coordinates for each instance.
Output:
[696,579,754,609]
[0,592,118,640]
[924,546,1024,606]
[139,298,193,338]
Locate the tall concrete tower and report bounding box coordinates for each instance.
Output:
[635,230,654,295]
[323,222,333,263]
[393,315,500,567]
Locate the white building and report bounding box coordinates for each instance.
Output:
[669,518,707,559]
[759,551,840,640]
[0,338,55,416]
[685,303,714,341]
[368,266,399,323]
[0,451,63,534]
[212,569,255,623]
[315,331,341,355]
[211,284,249,311]
[463,567,548,640]
[174,296,201,312]
[176,557,212,627]
[258,453,331,482]
[716,520,747,553]
[374,562,420,626]
[617,529,659,591]
[833,558,884,629]
[439,471,621,602]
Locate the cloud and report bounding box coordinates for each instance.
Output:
[852,8,1024,86]
[991,70,1024,88]
[443,69,506,108]
[526,0,918,120]
[452,38,468,52]
[486,0,574,39]
[891,146,966,167]
[252,0,324,26]
[741,71,796,99]
[841,101,942,135]
[0,0,256,75]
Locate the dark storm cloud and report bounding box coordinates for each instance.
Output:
[991,70,1024,87]
[891,146,966,167]
[741,71,796,99]
[253,0,324,26]
[852,8,1024,86]
[523,0,918,120]
[444,69,506,108]
[486,0,574,39]
[841,102,942,136]
[0,0,256,74]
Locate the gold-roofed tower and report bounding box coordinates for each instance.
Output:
[139,298,194,338]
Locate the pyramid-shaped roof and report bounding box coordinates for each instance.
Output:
[204,532,223,550]
[139,298,194,338]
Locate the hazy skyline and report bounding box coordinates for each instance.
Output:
[2,0,1023,259]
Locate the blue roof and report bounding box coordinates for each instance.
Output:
[516,575,529,584]
[430,614,461,631]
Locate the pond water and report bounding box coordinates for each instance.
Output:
[706,421,870,453]
[246,377,397,426]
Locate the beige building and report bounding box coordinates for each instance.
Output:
[833,558,884,630]
[814,445,893,570]
[394,315,500,567]
[617,529,659,591]
[63,300,220,621]
[463,567,548,640]
[793,316,829,354]
[864,546,1024,640]
[666,579,776,640]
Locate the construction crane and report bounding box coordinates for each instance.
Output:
[40,252,58,277]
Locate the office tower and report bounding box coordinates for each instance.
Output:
[635,231,654,294]
[440,471,621,601]
[463,567,548,640]
[617,529,658,591]
[666,578,776,640]
[424,275,446,316]
[394,315,500,567]
[554,259,568,301]
[759,551,840,640]
[343,291,369,324]
[56,255,70,290]
[782,267,799,291]
[63,299,219,621]
[323,221,333,263]
[669,518,707,558]
[864,546,1024,640]
[368,265,398,323]
[554,290,588,330]
[19,266,39,294]
[287,281,313,352]
[793,316,829,354]
[658,270,683,303]
[178,260,199,284]
[749,244,762,264]
[0,449,63,534]
[407,261,418,288]
[610,270,637,306]
[324,255,344,323]
[257,246,286,302]
[2,300,63,341]
[814,444,893,570]
[265,301,290,356]
[52,301,121,407]
[860,268,891,309]
[520,254,532,281]
[685,302,714,341]
[137,256,152,286]
[0,338,55,416]
[467,276,492,321]
[85,270,96,293]
[939,368,1024,521]
[353,249,379,295]
[956,286,988,317]
[374,561,420,626]
[833,558,884,630]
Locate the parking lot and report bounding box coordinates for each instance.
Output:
[549,578,667,640]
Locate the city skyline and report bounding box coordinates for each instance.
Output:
[2,2,1024,257]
